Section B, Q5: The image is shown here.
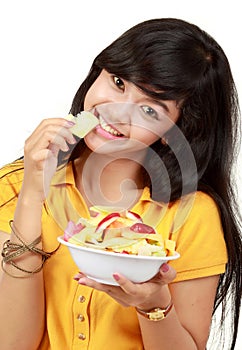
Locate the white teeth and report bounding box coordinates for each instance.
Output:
[99,115,122,136]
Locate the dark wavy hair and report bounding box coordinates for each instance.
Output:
[1,18,241,349]
[62,18,241,349]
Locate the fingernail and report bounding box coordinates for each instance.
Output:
[73,273,81,280]
[78,278,86,285]
[66,120,76,127]
[73,272,84,280]
[161,263,169,273]
[113,273,120,281]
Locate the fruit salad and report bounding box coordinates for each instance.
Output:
[64,208,176,257]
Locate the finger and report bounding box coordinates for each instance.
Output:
[26,124,76,152]
[25,129,76,163]
[25,118,76,151]
[73,271,86,281]
[74,275,131,307]
[112,273,138,295]
[75,275,114,292]
[28,118,75,140]
[158,263,177,284]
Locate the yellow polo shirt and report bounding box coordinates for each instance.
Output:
[0,160,227,349]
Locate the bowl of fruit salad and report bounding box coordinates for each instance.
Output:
[58,207,180,285]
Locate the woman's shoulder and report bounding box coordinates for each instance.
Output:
[189,191,220,211]
[0,159,24,183]
[0,159,24,233]
[0,159,24,205]
[163,191,222,233]
[174,191,220,214]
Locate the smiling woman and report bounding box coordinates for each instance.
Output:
[0,17,241,350]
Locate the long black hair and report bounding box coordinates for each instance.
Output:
[66,18,241,349]
[1,18,241,349]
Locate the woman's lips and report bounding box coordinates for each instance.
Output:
[99,115,123,135]
[94,113,126,140]
[95,125,125,140]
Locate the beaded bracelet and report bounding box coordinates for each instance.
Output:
[1,220,59,278]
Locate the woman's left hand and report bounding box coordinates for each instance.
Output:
[73,263,176,309]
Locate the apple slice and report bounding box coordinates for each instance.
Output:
[66,111,99,138]
[95,212,121,233]
[130,222,156,234]
[125,210,142,222]
[102,227,123,241]
[64,220,84,241]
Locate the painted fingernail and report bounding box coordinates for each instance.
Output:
[73,272,84,280]
[66,120,76,127]
[161,263,169,273]
[73,273,81,280]
[78,278,86,285]
[113,273,120,281]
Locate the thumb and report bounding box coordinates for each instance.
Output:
[158,263,177,284]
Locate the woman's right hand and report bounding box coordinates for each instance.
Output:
[21,118,77,203]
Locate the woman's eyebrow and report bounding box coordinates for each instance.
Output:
[146,98,170,113]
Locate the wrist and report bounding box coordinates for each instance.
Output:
[136,299,173,321]
[136,285,171,311]
[18,189,45,207]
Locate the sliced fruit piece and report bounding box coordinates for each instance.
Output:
[126,210,142,222]
[68,227,97,244]
[113,239,149,254]
[95,212,121,233]
[97,237,137,249]
[90,205,124,215]
[107,220,125,229]
[107,217,138,228]
[64,221,84,241]
[66,111,99,138]
[121,230,163,243]
[77,216,103,227]
[164,239,176,256]
[130,222,156,234]
[102,227,123,241]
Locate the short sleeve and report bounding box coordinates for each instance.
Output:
[166,192,227,282]
[0,160,24,233]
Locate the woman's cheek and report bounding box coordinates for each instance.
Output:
[130,126,161,146]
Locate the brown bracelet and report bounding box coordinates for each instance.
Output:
[136,300,173,321]
[1,220,59,278]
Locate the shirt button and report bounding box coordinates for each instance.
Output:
[78,333,86,340]
[77,314,85,322]
[78,295,86,303]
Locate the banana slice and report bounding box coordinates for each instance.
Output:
[66,111,99,138]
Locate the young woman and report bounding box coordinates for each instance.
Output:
[0,18,241,350]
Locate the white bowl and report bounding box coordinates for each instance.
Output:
[58,236,180,285]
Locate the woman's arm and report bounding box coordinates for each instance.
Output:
[138,275,219,350]
[0,199,45,350]
[0,118,76,350]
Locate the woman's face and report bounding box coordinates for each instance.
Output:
[83,69,180,154]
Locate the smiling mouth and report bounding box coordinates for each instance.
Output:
[98,115,125,137]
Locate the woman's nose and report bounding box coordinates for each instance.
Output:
[97,102,137,126]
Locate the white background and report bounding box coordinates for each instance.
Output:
[0,1,241,348]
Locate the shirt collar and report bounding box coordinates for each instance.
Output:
[51,162,75,186]
[51,161,153,203]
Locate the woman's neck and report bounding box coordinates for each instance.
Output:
[73,148,146,210]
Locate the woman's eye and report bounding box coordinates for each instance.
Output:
[113,76,125,90]
[141,105,158,119]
